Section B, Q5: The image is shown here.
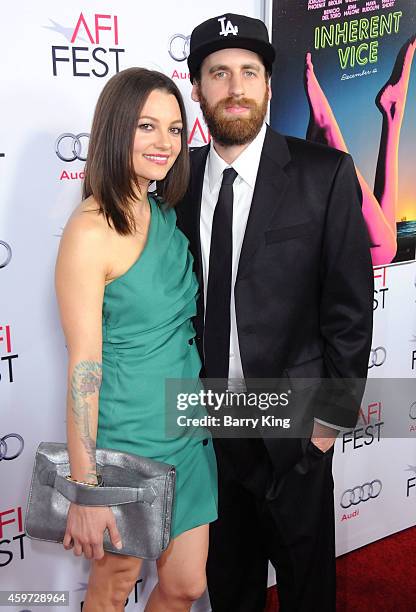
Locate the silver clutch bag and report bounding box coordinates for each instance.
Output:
[25,442,176,559]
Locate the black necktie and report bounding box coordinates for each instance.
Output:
[204,167,238,380]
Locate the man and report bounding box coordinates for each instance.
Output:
[176,13,373,612]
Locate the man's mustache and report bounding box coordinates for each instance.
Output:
[216,97,258,111]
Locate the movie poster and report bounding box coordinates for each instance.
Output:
[269,0,416,266]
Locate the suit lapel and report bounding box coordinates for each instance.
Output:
[237,127,291,280]
[188,145,209,288]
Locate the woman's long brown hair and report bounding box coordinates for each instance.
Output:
[83,67,189,235]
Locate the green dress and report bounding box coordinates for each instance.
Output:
[96,196,218,539]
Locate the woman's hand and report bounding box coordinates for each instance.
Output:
[63,503,122,560]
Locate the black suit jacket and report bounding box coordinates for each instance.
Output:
[176,126,373,443]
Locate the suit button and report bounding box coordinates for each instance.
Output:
[188,338,194,345]
[202,438,209,446]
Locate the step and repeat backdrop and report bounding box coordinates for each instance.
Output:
[1,0,415,610]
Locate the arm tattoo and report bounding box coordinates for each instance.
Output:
[70,360,102,480]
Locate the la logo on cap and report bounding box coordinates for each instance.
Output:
[218,16,239,37]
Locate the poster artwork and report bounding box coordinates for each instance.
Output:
[270,0,416,266]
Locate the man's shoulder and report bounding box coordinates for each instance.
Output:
[189,143,210,164]
[188,129,351,172]
[290,134,346,159]
[189,144,208,153]
[272,129,349,167]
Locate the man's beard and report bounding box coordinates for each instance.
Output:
[198,88,269,146]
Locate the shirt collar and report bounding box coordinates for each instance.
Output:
[207,122,267,191]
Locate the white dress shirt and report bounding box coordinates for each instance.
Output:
[200,123,266,384]
[199,123,340,430]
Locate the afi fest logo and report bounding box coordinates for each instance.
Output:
[55,132,89,181]
[0,325,18,383]
[49,13,124,77]
[341,401,384,453]
[78,579,144,610]
[373,266,389,311]
[218,16,239,37]
[405,465,416,498]
[0,506,25,568]
[188,118,211,146]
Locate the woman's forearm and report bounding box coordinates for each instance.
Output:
[66,359,102,484]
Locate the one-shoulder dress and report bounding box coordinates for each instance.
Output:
[96,196,218,539]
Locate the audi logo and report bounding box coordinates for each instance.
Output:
[410,401,416,420]
[0,433,24,461]
[55,132,89,162]
[0,240,12,269]
[340,479,382,508]
[368,346,386,368]
[168,33,191,62]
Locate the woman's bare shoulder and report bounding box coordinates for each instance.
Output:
[62,196,111,246]
[57,197,112,272]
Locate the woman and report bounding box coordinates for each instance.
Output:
[55,68,218,612]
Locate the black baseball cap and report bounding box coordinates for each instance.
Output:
[188,13,275,83]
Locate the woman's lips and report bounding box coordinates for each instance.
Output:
[143,154,170,165]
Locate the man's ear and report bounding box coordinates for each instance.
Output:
[267,80,272,101]
[191,82,201,103]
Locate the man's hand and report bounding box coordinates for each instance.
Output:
[311,420,339,453]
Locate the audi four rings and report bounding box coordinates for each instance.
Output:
[55,133,90,162]
[368,346,387,368]
[0,434,24,461]
[409,401,416,420]
[340,479,382,508]
[168,33,191,61]
[0,240,12,269]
